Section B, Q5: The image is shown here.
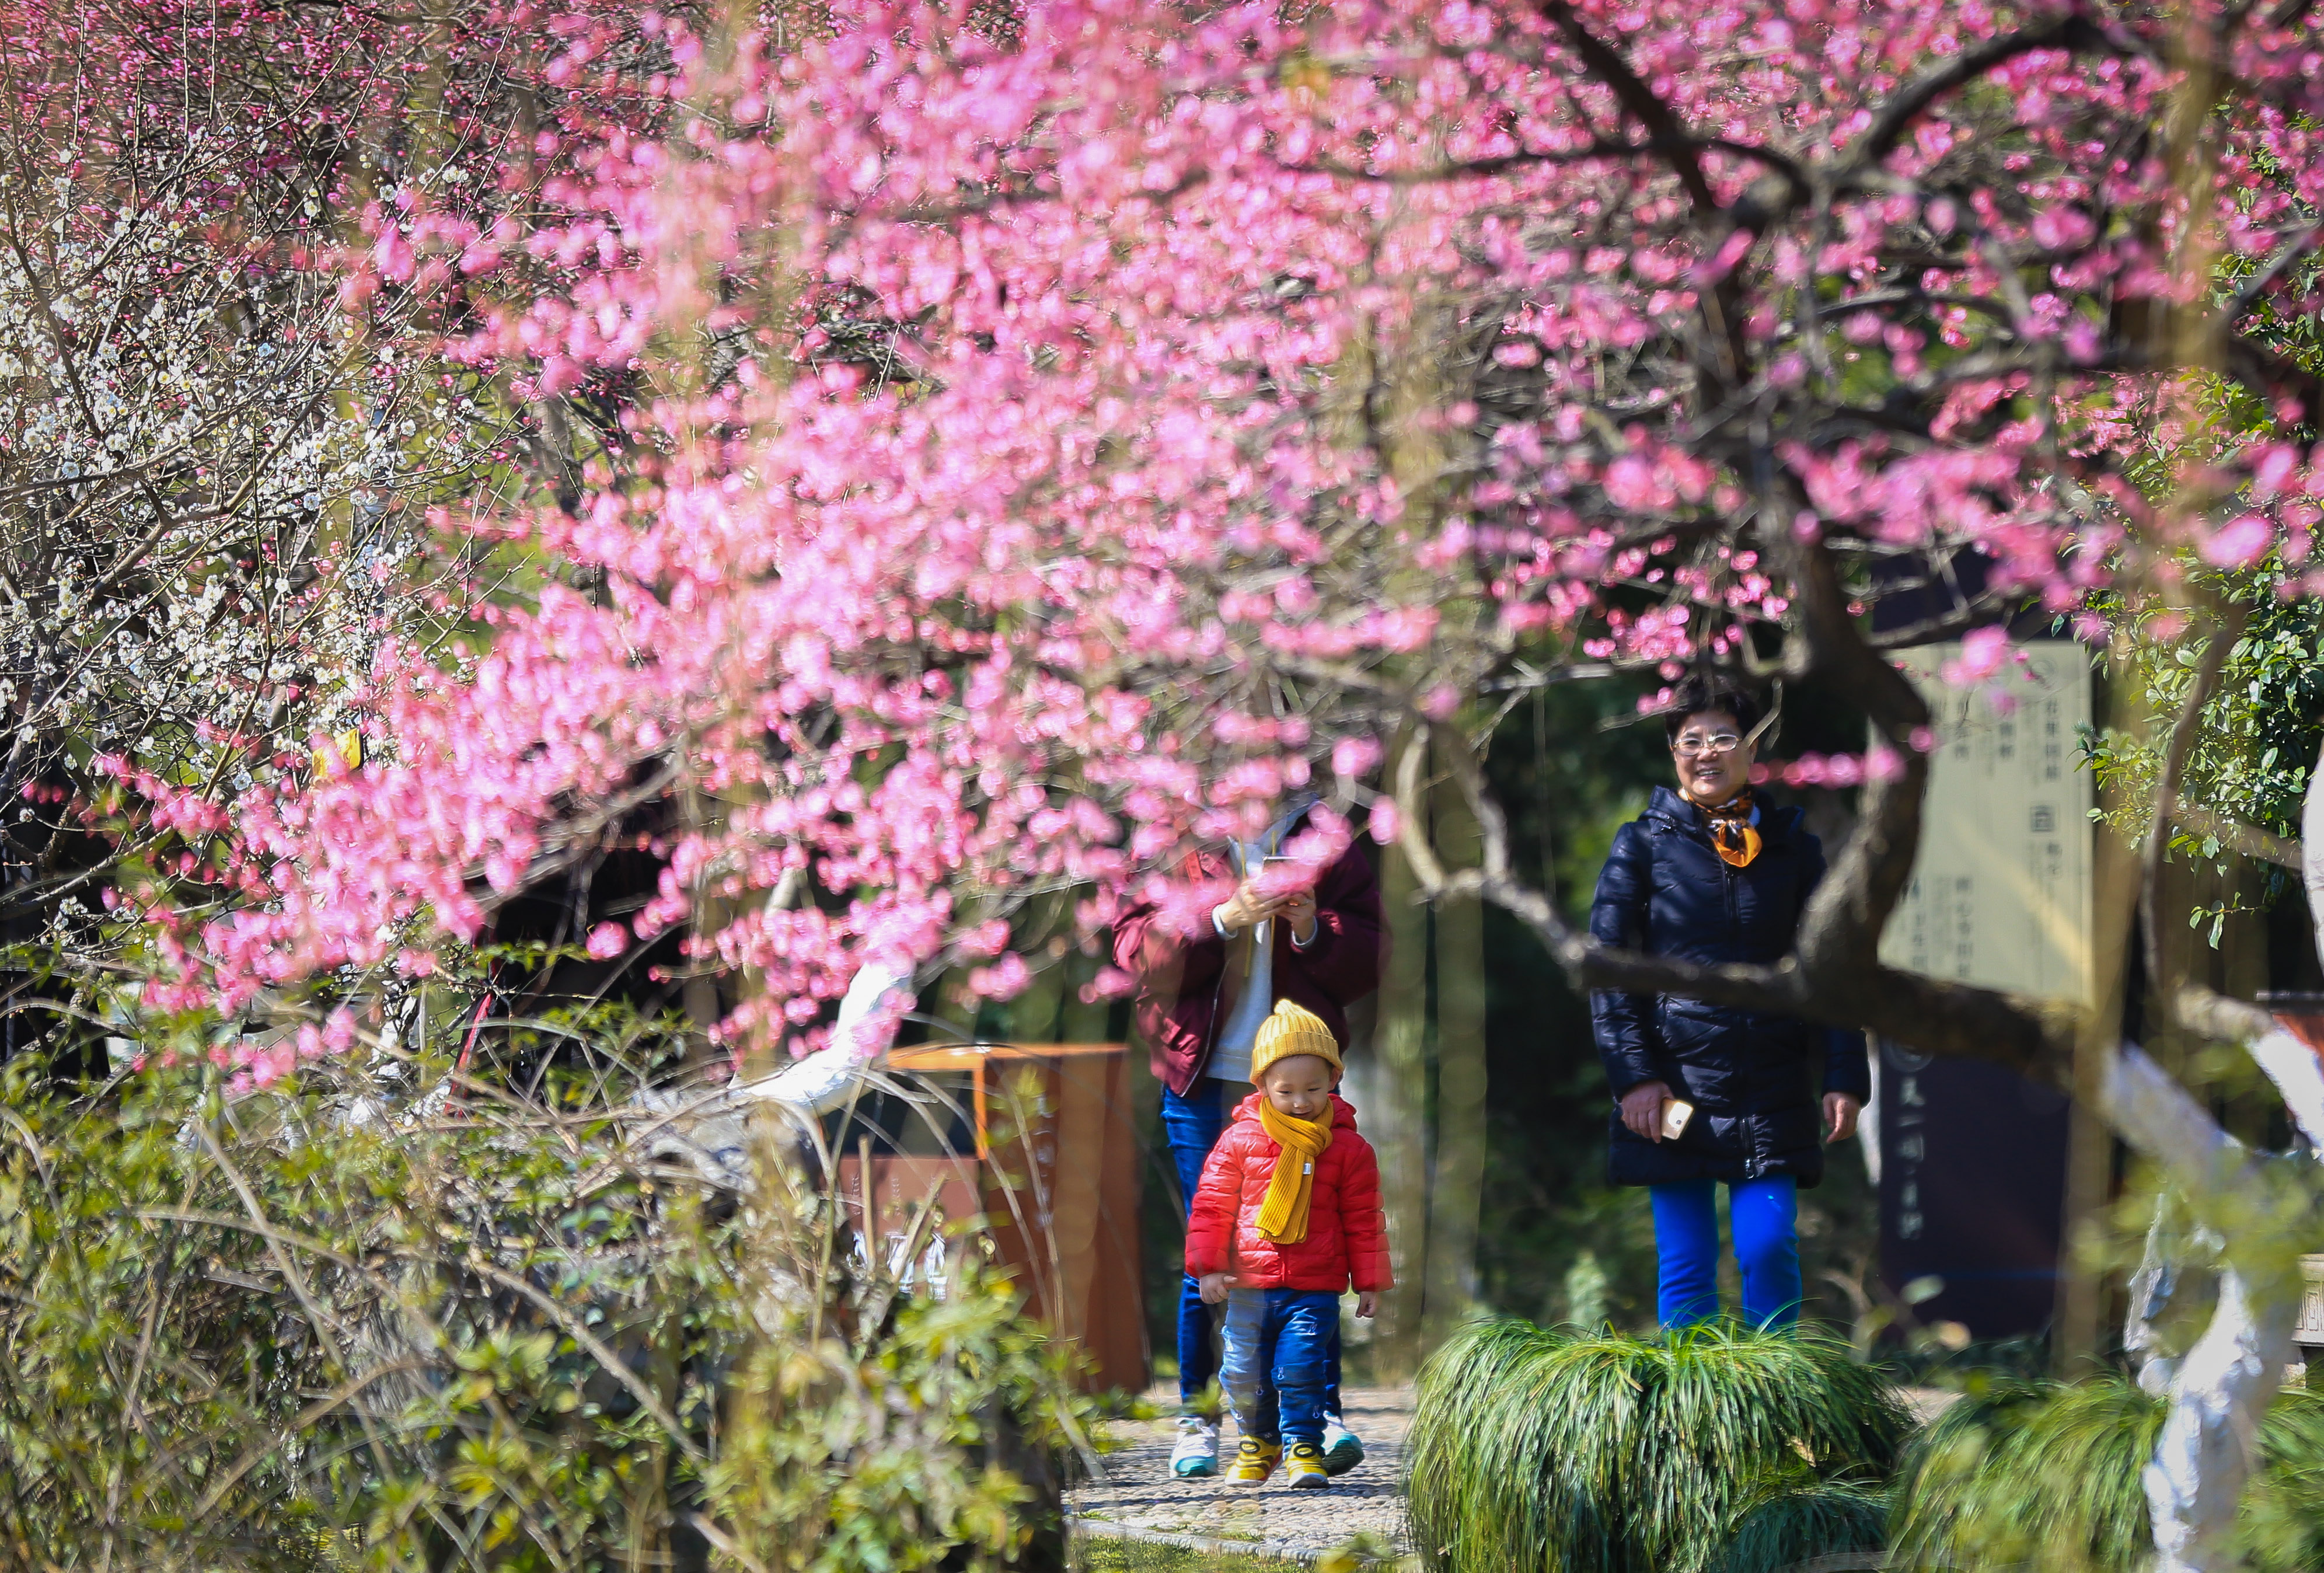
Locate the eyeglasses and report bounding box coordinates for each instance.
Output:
[1672,734,1743,758]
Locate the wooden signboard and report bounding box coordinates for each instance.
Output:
[1881,641,2096,1003]
[1874,641,2093,1340]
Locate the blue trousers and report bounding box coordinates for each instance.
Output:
[1161,1079,1342,1414]
[1649,1177,1802,1331]
[1220,1288,1338,1448]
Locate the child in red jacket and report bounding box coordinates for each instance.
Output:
[1186,999,1393,1488]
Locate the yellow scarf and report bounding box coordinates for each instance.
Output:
[1254,1101,1335,1244]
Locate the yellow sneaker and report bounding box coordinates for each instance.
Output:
[1227,1436,1281,1484]
[1283,1442,1330,1488]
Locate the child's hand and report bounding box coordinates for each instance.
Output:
[1355,1292,1377,1318]
[1198,1272,1231,1305]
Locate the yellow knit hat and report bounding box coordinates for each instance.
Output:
[1248,999,1343,1084]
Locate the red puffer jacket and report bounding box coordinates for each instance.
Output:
[1184,1093,1393,1293]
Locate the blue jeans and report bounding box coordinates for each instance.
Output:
[1161,1079,1344,1415]
[1650,1177,1802,1331]
[1220,1288,1338,1448]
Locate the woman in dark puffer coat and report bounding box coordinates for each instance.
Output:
[1589,676,1870,1331]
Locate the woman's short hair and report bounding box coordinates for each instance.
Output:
[1663,675,1764,745]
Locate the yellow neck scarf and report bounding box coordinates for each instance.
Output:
[1254,1101,1335,1244]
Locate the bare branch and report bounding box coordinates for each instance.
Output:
[1775,532,1934,986]
[2176,983,2276,1045]
[2246,1022,2324,1146]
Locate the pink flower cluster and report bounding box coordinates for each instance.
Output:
[65,0,2324,1057]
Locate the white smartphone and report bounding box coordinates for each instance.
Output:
[1660,1098,1695,1141]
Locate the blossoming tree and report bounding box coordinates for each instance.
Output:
[0,0,533,1010]
[60,0,2324,1560]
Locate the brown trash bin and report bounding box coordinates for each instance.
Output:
[839,1041,1149,1396]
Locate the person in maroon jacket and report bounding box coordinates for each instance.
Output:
[1112,798,1384,1478]
[1186,1001,1391,1488]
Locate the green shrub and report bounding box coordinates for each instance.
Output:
[0,1032,1090,1571]
[1402,1321,1911,1573]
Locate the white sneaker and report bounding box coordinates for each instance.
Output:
[1170,1415,1219,1478]
[1321,1417,1365,1476]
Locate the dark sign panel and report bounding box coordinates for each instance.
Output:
[1877,1040,2070,1340]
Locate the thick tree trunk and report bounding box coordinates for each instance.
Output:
[1371,734,1435,1380]
[2122,1191,2200,1398]
[1422,732,1487,1351]
[2060,819,2141,1375]
[2145,1265,2296,1573]
[2128,742,2324,1571]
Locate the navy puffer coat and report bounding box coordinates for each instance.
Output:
[1589,786,1871,1188]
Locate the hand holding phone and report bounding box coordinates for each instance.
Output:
[1259,857,1320,943]
[1619,1080,1671,1140]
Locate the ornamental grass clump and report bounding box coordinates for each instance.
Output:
[1890,1376,2324,1573]
[1403,1321,1911,1573]
[1887,1375,2159,1573]
[1703,1470,1891,1573]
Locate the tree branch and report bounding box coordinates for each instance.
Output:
[2144,606,2245,1030]
[1773,528,1934,990]
[2222,221,2324,324]
[1534,1,1716,212]
[1838,16,2124,182]
[1273,135,1804,189]
[2176,983,2277,1045]
[2169,800,2304,871]
[2246,1022,2324,1146]
[1407,706,2072,1082]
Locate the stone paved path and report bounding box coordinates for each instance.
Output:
[1066,1383,1958,1564]
[1069,1386,1413,1562]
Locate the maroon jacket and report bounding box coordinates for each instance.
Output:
[1184,1092,1393,1293]
[1113,837,1383,1096]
